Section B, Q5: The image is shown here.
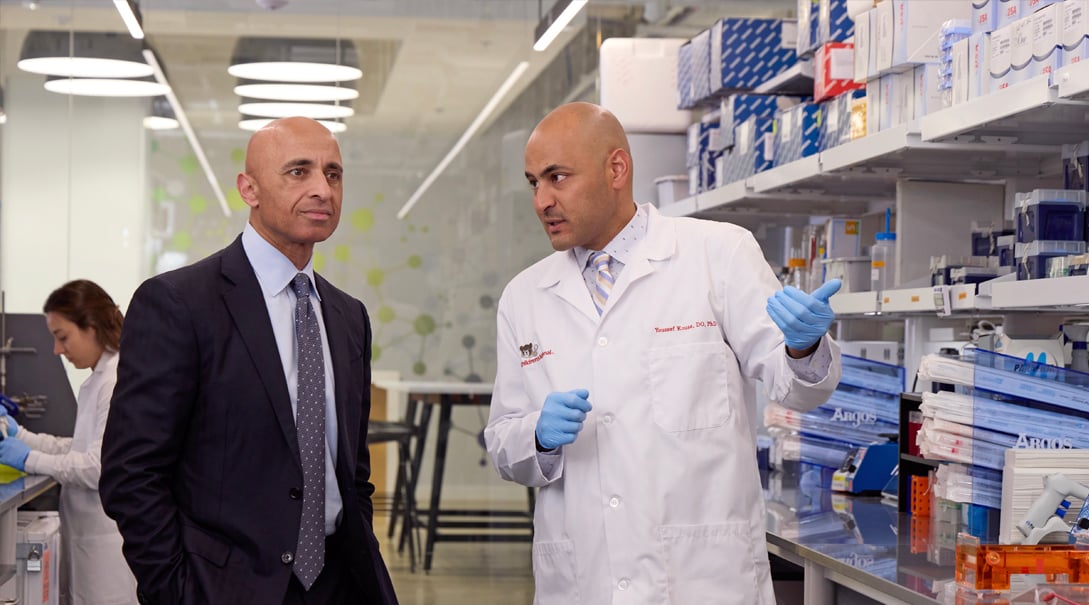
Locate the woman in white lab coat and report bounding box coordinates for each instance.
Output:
[0,280,137,605]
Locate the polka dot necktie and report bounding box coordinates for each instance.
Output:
[292,273,326,589]
[590,251,614,316]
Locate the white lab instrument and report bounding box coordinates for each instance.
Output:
[1014,474,1089,545]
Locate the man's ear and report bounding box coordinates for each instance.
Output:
[606,148,631,191]
[236,173,260,209]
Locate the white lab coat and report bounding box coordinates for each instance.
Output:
[486,205,841,605]
[21,350,137,605]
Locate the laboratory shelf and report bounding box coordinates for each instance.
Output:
[879,287,937,314]
[1057,59,1089,102]
[656,195,698,217]
[988,275,1089,310]
[751,156,822,193]
[920,75,1089,147]
[830,291,879,316]
[696,180,748,212]
[949,284,984,312]
[753,59,814,95]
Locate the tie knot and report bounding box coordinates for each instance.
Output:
[292,273,311,300]
[590,251,611,271]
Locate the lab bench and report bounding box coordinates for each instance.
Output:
[0,474,57,600]
[764,466,980,605]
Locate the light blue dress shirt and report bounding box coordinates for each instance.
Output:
[242,223,342,535]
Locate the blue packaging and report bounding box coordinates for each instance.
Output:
[719,94,805,150]
[1015,240,1087,279]
[996,234,1016,267]
[710,18,798,94]
[818,0,854,45]
[723,118,775,183]
[1016,190,1087,243]
[686,117,719,168]
[678,41,694,109]
[701,148,721,193]
[774,103,822,167]
[691,28,713,103]
[818,89,865,151]
[797,0,819,56]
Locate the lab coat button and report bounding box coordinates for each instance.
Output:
[602,414,613,425]
[609,496,620,508]
[618,578,630,590]
[597,336,608,347]
[281,551,294,565]
[289,487,301,500]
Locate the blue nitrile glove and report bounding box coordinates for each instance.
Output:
[0,409,17,438]
[0,438,30,471]
[535,389,593,451]
[766,279,842,351]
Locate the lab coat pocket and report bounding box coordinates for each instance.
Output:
[646,341,731,432]
[657,522,758,605]
[531,539,581,605]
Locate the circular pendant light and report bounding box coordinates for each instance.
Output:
[233,82,359,102]
[228,37,363,83]
[239,118,347,133]
[143,96,179,130]
[237,101,354,120]
[18,31,152,78]
[45,77,170,97]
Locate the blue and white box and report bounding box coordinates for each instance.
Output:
[819,89,865,150]
[1025,0,1063,14]
[818,0,854,45]
[718,94,804,150]
[686,118,719,167]
[1023,3,1064,82]
[1063,0,1089,66]
[989,24,1015,91]
[774,103,821,166]
[998,0,1026,28]
[710,18,798,94]
[678,41,694,109]
[974,0,999,33]
[691,28,713,103]
[798,0,818,56]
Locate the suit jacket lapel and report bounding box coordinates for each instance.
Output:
[220,237,301,467]
[315,275,354,480]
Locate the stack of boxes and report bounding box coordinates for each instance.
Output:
[773,103,822,166]
[1013,189,1088,279]
[954,0,1086,103]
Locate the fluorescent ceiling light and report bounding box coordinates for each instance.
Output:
[143,49,231,218]
[44,78,169,97]
[112,0,144,40]
[143,115,179,130]
[18,57,153,79]
[228,62,362,83]
[238,101,354,120]
[238,118,346,134]
[233,83,359,102]
[397,61,529,220]
[533,0,587,52]
[0,114,6,125]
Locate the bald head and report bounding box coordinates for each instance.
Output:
[531,102,631,165]
[244,117,339,176]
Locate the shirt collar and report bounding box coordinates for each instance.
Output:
[241,222,321,301]
[573,203,648,269]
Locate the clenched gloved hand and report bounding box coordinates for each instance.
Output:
[0,438,30,471]
[0,409,19,438]
[535,389,593,451]
[766,279,842,351]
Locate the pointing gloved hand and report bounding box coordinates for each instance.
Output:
[535,389,593,451]
[0,438,30,471]
[766,279,842,351]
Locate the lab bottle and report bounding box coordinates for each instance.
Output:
[786,252,807,289]
[870,232,896,292]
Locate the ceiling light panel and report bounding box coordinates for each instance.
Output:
[239,118,346,133]
[238,101,354,119]
[228,62,362,83]
[233,83,359,102]
[44,78,170,97]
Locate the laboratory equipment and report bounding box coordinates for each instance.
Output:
[1016,241,1087,281]
[871,208,896,292]
[1016,190,1086,244]
[831,442,898,494]
[956,532,1089,592]
[16,511,60,605]
[1014,474,1089,545]
[820,256,870,293]
[1062,323,1089,374]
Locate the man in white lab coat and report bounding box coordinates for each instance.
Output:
[485,102,843,605]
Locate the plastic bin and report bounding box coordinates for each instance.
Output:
[654,175,689,207]
[820,256,870,293]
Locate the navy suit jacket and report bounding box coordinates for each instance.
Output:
[100,236,398,605]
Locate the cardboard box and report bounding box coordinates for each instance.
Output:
[818,0,854,45]
[890,0,974,70]
[815,41,864,101]
[989,24,1015,91]
[952,37,972,104]
[914,63,943,117]
[1009,16,1036,82]
[874,0,895,72]
[974,0,999,34]
[1066,36,1089,64]
[1063,0,1089,67]
[774,103,822,166]
[691,28,712,103]
[686,118,718,167]
[998,0,1026,28]
[600,38,692,134]
[889,69,917,127]
[854,8,873,83]
[1022,3,1065,82]
[710,18,798,94]
[797,0,818,56]
[867,77,882,135]
[1025,0,1063,14]
[719,94,804,150]
[878,74,895,131]
[969,32,993,99]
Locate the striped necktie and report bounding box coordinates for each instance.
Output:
[590,251,614,315]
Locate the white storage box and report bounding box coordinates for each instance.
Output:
[600,38,692,134]
[820,256,871,292]
[17,511,61,605]
[838,340,903,364]
[654,175,689,207]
